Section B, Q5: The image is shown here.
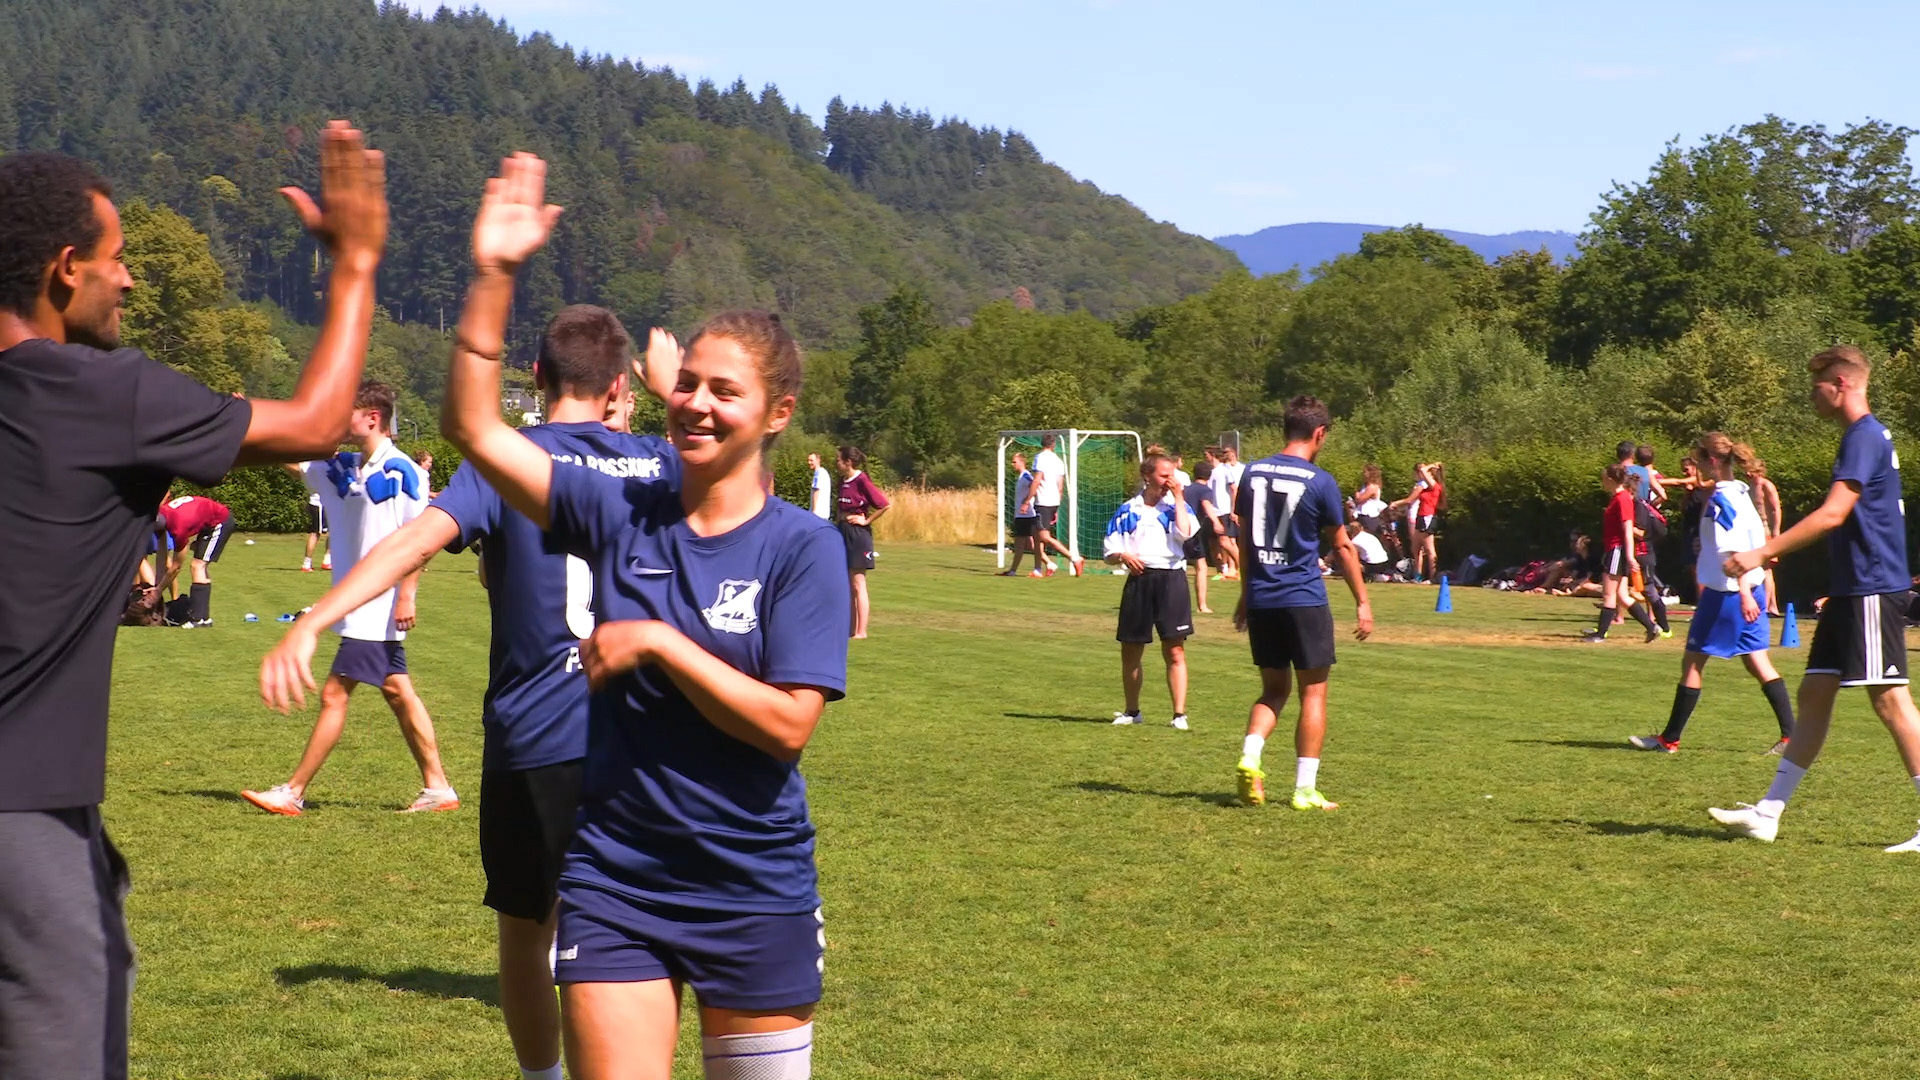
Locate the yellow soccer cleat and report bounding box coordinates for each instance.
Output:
[1236,764,1266,807]
[1291,787,1339,811]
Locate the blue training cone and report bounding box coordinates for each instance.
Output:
[1435,574,1453,613]
[1780,602,1800,648]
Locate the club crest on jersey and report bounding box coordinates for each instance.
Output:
[702,579,763,635]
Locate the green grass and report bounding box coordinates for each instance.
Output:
[113,538,1920,1078]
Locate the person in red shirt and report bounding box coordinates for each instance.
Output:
[835,446,889,639]
[154,492,232,627]
[1584,463,1661,643]
[1388,462,1445,582]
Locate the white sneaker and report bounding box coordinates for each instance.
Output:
[1111,711,1142,725]
[1707,803,1779,842]
[1885,822,1920,853]
[240,783,304,816]
[1169,714,1190,731]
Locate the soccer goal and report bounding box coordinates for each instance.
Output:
[995,429,1143,569]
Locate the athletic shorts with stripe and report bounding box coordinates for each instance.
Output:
[190,522,230,563]
[1806,592,1910,687]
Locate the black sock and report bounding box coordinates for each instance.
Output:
[1596,607,1616,637]
[1627,601,1658,632]
[1762,677,1794,739]
[1661,685,1700,744]
[190,582,211,623]
[1648,591,1669,632]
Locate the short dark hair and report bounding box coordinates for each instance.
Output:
[1039,432,1057,450]
[1615,440,1636,461]
[537,305,631,399]
[0,153,113,316]
[1282,395,1332,441]
[1634,444,1655,466]
[355,380,396,431]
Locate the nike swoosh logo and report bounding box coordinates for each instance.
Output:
[628,564,674,576]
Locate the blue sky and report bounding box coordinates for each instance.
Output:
[410,1,1920,239]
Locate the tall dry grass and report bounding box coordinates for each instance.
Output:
[871,485,997,545]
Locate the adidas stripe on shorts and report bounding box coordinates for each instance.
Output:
[1806,592,1910,687]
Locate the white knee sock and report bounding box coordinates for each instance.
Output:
[1757,760,1808,817]
[1296,757,1320,791]
[520,1064,561,1080]
[703,1022,812,1079]
[1240,734,1265,769]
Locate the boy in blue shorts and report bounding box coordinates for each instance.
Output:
[1232,396,1374,810]
[1710,346,1920,848]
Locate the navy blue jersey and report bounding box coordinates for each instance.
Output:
[433,423,676,771]
[1828,414,1909,596]
[1235,453,1346,609]
[547,464,850,914]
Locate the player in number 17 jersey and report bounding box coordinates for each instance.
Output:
[1231,396,1373,811]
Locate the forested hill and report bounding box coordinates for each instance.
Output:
[0,0,1238,348]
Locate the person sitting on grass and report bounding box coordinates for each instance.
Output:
[1627,433,1795,755]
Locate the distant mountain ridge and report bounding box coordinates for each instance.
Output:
[1214,223,1581,278]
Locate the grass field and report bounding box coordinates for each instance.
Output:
[111,537,1920,1078]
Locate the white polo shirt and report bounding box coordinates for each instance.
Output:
[1102,491,1197,571]
[1033,448,1066,508]
[301,438,427,641]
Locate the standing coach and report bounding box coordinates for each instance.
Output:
[0,121,389,1080]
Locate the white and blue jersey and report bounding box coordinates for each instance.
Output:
[1235,452,1346,610]
[1829,415,1909,596]
[432,423,676,771]
[1686,480,1770,658]
[545,465,851,914]
[300,439,427,642]
[1102,491,1194,570]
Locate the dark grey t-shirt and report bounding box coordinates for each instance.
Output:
[0,339,250,810]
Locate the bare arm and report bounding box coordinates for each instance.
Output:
[1322,524,1374,640]
[1727,480,1860,576]
[233,122,389,466]
[579,622,826,762]
[260,507,461,712]
[441,154,566,529]
[156,545,187,593]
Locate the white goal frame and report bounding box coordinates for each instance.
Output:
[995,428,1143,568]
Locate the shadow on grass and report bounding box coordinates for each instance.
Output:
[276,963,498,1006]
[1516,816,1734,841]
[1005,711,1112,725]
[1508,738,1638,752]
[1072,779,1241,808]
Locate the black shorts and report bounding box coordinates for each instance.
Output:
[330,638,407,687]
[840,522,876,572]
[191,520,231,563]
[1603,545,1628,577]
[480,761,585,921]
[1416,513,1441,535]
[1807,592,1911,687]
[1183,533,1208,565]
[305,503,327,535]
[1221,516,1240,539]
[1247,605,1337,671]
[1012,515,1037,538]
[1117,567,1193,643]
[1035,505,1059,532]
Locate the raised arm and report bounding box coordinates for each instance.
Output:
[633,327,682,404]
[260,507,462,712]
[441,154,566,528]
[233,122,389,466]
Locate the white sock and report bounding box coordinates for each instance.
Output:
[520,1064,562,1080]
[703,1022,812,1079]
[1240,734,1265,769]
[301,558,312,569]
[1911,775,1920,799]
[1296,757,1320,791]
[1758,759,1808,816]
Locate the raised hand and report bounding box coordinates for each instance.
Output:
[473,152,563,275]
[637,327,683,401]
[279,120,387,273]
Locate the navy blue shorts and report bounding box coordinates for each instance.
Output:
[554,883,824,1011]
[330,638,407,687]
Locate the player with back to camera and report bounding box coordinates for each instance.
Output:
[260,298,677,1080]
[1709,346,1920,849]
[442,154,850,1080]
[0,122,388,1080]
[1233,396,1374,810]
[1104,451,1198,730]
[1626,434,1795,755]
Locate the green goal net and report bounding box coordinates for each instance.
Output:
[995,430,1142,568]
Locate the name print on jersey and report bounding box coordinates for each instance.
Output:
[550,451,665,480]
[702,579,763,635]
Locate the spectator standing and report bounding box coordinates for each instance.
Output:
[808,451,832,519]
[302,488,332,572]
[837,446,890,639]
